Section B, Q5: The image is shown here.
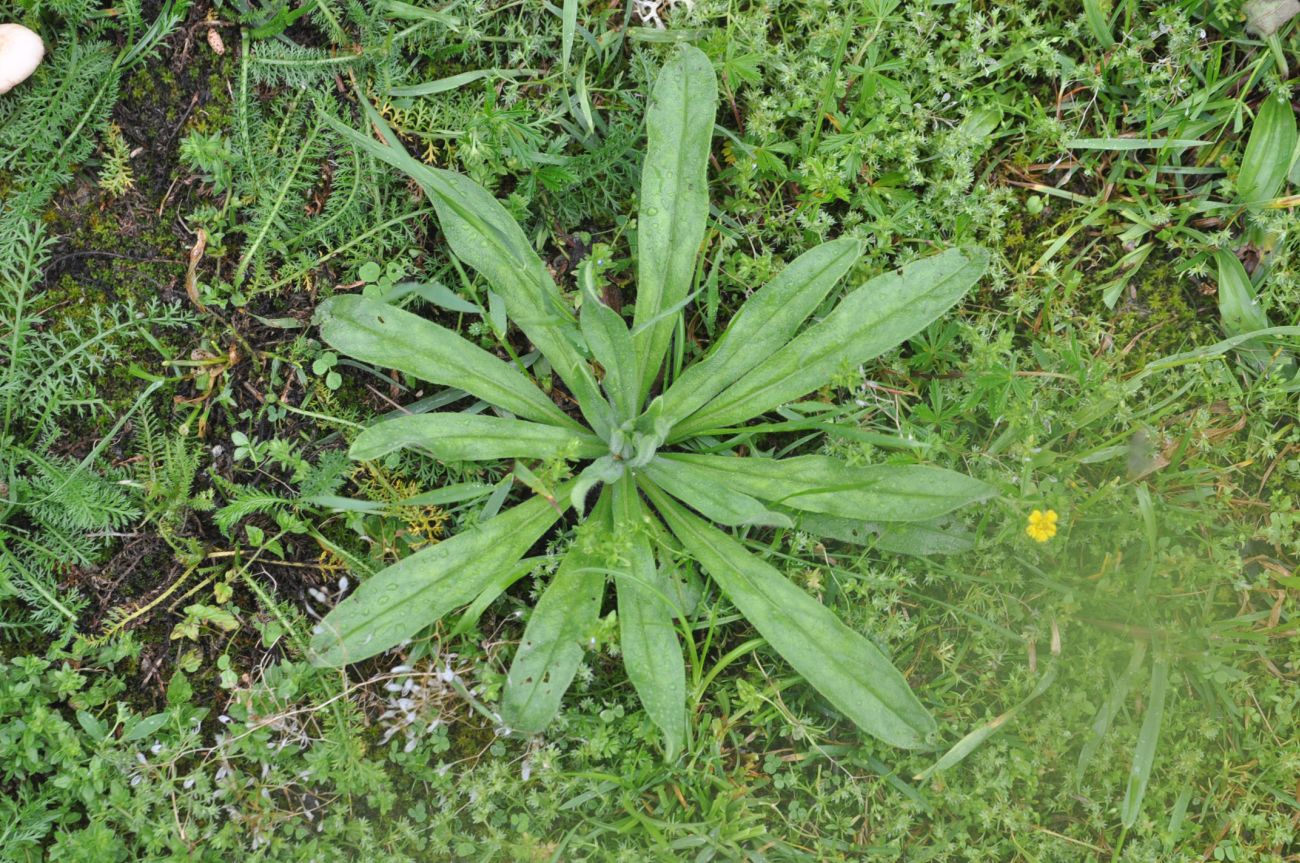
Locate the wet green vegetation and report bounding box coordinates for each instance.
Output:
[0,0,1297,861]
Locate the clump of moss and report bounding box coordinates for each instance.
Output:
[1107,257,1217,367]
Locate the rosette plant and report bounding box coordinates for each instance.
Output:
[310,46,991,754]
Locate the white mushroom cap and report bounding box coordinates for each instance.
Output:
[0,24,45,96]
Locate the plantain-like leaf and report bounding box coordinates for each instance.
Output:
[644,484,936,749]
[611,475,686,755]
[309,485,571,667]
[349,413,605,462]
[792,511,976,556]
[579,263,640,422]
[317,295,577,429]
[633,44,718,401]
[1238,94,1297,208]
[1213,249,1294,375]
[642,457,793,528]
[1215,250,1270,336]
[657,453,994,522]
[500,494,609,733]
[320,99,612,437]
[672,247,990,438]
[658,237,860,428]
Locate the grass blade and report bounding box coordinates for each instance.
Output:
[1075,639,1148,782]
[1121,657,1170,829]
[1063,137,1209,150]
[915,665,1058,781]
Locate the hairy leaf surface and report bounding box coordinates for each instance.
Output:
[317,295,576,428]
[612,476,686,755]
[645,485,936,748]
[673,247,989,437]
[658,237,860,427]
[501,497,609,733]
[320,101,611,436]
[309,487,570,666]
[349,413,605,462]
[642,458,793,527]
[633,45,717,400]
[657,453,994,521]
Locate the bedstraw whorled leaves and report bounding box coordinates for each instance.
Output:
[309,46,992,754]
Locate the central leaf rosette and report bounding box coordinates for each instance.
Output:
[308,45,992,755]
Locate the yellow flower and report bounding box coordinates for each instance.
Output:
[1025,509,1058,543]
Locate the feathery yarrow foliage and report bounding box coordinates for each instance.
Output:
[0,218,189,637]
[309,47,991,754]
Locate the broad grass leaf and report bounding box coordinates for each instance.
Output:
[644,484,936,749]
[633,45,717,400]
[673,247,989,436]
[316,295,578,428]
[659,237,860,430]
[349,413,605,462]
[612,476,685,756]
[309,487,570,667]
[501,497,609,733]
[1238,94,1297,207]
[656,453,994,522]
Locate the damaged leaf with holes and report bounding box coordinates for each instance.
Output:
[308,46,992,755]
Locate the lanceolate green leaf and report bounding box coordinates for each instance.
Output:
[1215,250,1269,336]
[644,484,936,749]
[1238,94,1297,207]
[792,512,976,556]
[579,264,640,422]
[673,247,990,438]
[319,100,612,437]
[349,413,605,462]
[316,295,577,429]
[642,457,793,528]
[657,453,994,522]
[612,475,686,755]
[501,496,609,733]
[658,237,861,427]
[633,45,717,401]
[309,486,571,667]
[1214,249,1285,373]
